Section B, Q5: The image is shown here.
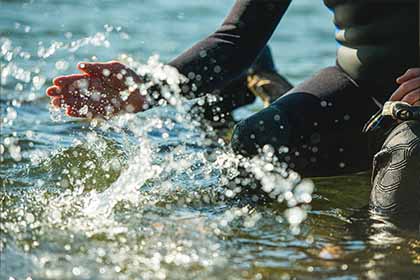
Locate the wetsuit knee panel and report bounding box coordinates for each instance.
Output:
[231,106,290,157]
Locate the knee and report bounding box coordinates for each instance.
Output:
[230,106,290,157]
[370,121,420,216]
[231,118,258,156]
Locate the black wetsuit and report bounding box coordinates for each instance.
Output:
[168,0,419,177]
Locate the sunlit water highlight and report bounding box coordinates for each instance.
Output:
[1,1,419,279]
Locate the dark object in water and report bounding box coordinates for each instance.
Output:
[370,120,420,218]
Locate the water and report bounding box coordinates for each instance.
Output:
[1,0,419,279]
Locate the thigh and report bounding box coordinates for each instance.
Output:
[272,66,380,176]
[232,66,380,176]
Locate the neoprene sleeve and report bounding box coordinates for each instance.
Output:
[169,0,418,102]
[169,0,292,97]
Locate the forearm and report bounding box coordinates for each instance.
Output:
[169,0,292,98]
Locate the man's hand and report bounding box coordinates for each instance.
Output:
[390,68,420,106]
[46,61,145,118]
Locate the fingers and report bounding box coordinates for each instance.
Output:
[64,98,90,118]
[47,85,84,97]
[55,77,105,99]
[46,61,142,119]
[390,77,420,101]
[46,86,62,97]
[51,97,86,118]
[400,89,420,106]
[47,75,89,102]
[396,68,420,84]
[77,61,104,75]
[66,106,83,118]
[66,103,109,118]
[53,74,90,87]
[78,61,142,90]
[51,96,63,107]
[50,95,78,109]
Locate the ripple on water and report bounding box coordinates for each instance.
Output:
[1,1,419,279]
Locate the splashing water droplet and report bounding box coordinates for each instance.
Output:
[49,106,63,122]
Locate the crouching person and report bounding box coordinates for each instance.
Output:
[231,68,420,219]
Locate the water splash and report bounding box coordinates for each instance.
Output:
[1,24,315,280]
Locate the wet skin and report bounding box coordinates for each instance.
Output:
[46,65,420,119]
[391,68,420,106]
[46,61,145,118]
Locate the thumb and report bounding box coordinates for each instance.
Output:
[77,62,104,76]
[77,61,130,78]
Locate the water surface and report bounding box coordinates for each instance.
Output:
[1,0,419,279]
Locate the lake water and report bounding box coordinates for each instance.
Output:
[1,0,420,279]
